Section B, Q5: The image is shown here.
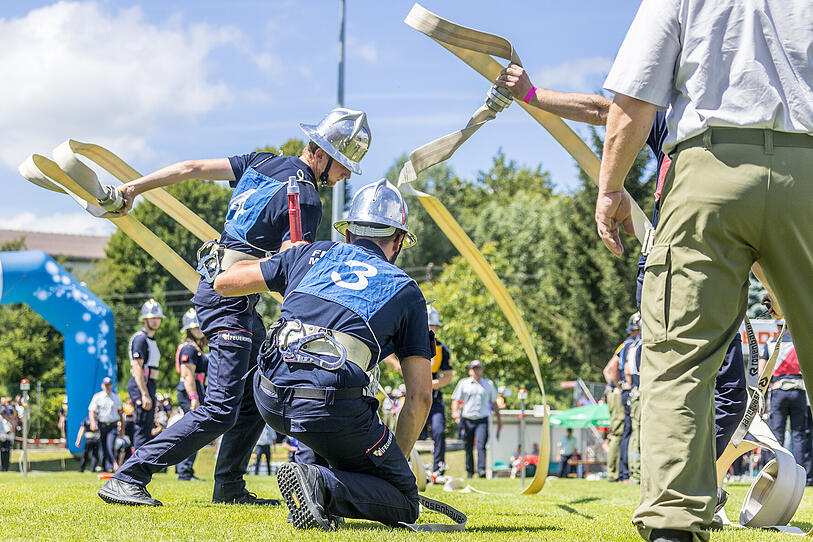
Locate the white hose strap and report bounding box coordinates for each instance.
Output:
[400,495,467,532]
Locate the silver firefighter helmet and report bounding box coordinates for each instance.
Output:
[181,308,200,331]
[627,311,641,333]
[300,107,371,175]
[333,179,416,247]
[139,298,164,320]
[427,304,442,326]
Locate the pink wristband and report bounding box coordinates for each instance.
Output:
[523,86,537,104]
[189,394,199,399]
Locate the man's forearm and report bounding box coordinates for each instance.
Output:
[395,398,431,457]
[531,89,610,126]
[132,362,148,396]
[124,159,233,195]
[182,371,197,398]
[598,95,656,194]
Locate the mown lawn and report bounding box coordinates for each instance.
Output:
[0,448,811,541]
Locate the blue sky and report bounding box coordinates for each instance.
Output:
[0,1,641,235]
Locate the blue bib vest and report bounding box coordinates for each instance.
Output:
[223,168,287,251]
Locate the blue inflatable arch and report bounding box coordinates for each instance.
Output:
[0,250,116,453]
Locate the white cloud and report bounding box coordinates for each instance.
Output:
[0,211,114,235]
[0,2,272,170]
[348,35,381,64]
[532,57,613,92]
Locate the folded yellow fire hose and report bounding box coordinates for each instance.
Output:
[402,5,803,526]
[20,139,284,303]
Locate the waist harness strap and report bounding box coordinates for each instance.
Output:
[258,374,369,400]
[276,320,371,372]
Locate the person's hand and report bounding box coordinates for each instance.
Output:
[453,413,461,424]
[761,293,783,320]
[117,184,139,214]
[495,64,533,102]
[191,398,200,410]
[89,421,98,432]
[595,190,634,257]
[75,439,81,448]
[140,395,153,411]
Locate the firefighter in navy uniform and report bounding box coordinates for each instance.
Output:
[100,108,371,507]
[174,308,208,481]
[422,304,453,476]
[128,299,163,450]
[213,179,434,531]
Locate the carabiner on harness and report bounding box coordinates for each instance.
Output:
[280,320,348,371]
[196,240,224,283]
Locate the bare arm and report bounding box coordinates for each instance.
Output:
[75,424,85,448]
[118,158,234,212]
[88,406,98,432]
[451,399,462,423]
[131,359,152,410]
[495,64,610,125]
[214,260,268,297]
[433,369,453,390]
[395,355,433,457]
[603,355,620,386]
[382,354,403,376]
[180,363,200,409]
[596,94,657,257]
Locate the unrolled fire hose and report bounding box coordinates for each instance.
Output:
[714,319,808,533]
[19,139,284,303]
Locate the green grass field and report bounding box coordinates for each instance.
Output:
[0,448,811,541]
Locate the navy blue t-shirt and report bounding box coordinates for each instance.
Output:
[259,239,432,389]
[222,153,323,257]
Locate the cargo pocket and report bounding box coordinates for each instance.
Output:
[642,244,671,343]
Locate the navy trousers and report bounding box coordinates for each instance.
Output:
[419,399,446,471]
[293,441,330,467]
[254,372,419,527]
[98,421,118,471]
[619,389,632,480]
[115,288,266,499]
[127,378,156,450]
[175,387,203,480]
[768,387,809,469]
[461,417,488,476]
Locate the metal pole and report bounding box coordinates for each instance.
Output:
[518,388,527,487]
[36,381,41,438]
[20,379,30,477]
[331,0,346,242]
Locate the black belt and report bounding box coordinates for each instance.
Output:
[677,128,813,153]
[258,374,365,400]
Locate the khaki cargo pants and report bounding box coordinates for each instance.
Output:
[634,128,813,542]
[607,388,624,481]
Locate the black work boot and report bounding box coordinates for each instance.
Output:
[98,478,162,506]
[213,490,281,505]
[715,487,728,513]
[650,529,692,542]
[277,463,336,531]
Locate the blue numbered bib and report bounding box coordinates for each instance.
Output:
[294,243,413,322]
[223,168,286,246]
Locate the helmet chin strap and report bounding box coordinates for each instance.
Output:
[319,156,334,186]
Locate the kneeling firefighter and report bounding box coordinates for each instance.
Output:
[213,179,434,530]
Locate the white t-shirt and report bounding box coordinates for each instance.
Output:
[604,0,813,152]
[89,391,122,423]
[0,417,13,442]
[452,377,497,420]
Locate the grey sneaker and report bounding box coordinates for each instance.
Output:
[277,463,335,531]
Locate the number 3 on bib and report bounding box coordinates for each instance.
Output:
[331,260,378,290]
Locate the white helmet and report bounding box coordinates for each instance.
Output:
[300,107,371,175]
[427,304,442,326]
[139,298,164,320]
[181,308,199,331]
[333,179,416,247]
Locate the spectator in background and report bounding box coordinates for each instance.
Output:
[0,407,14,471]
[558,428,578,478]
[88,377,125,472]
[127,299,163,450]
[452,360,501,478]
[254,425,275,475]
[122,398,135,461]
[281,436,298,463]
[762,322,809,480]
[76,417,100,473]
[58,398,68,441]
[603,346,624,482]
[175,308,208,482]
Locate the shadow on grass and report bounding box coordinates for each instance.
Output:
[341,522,562,534]
[567,497,600,505]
